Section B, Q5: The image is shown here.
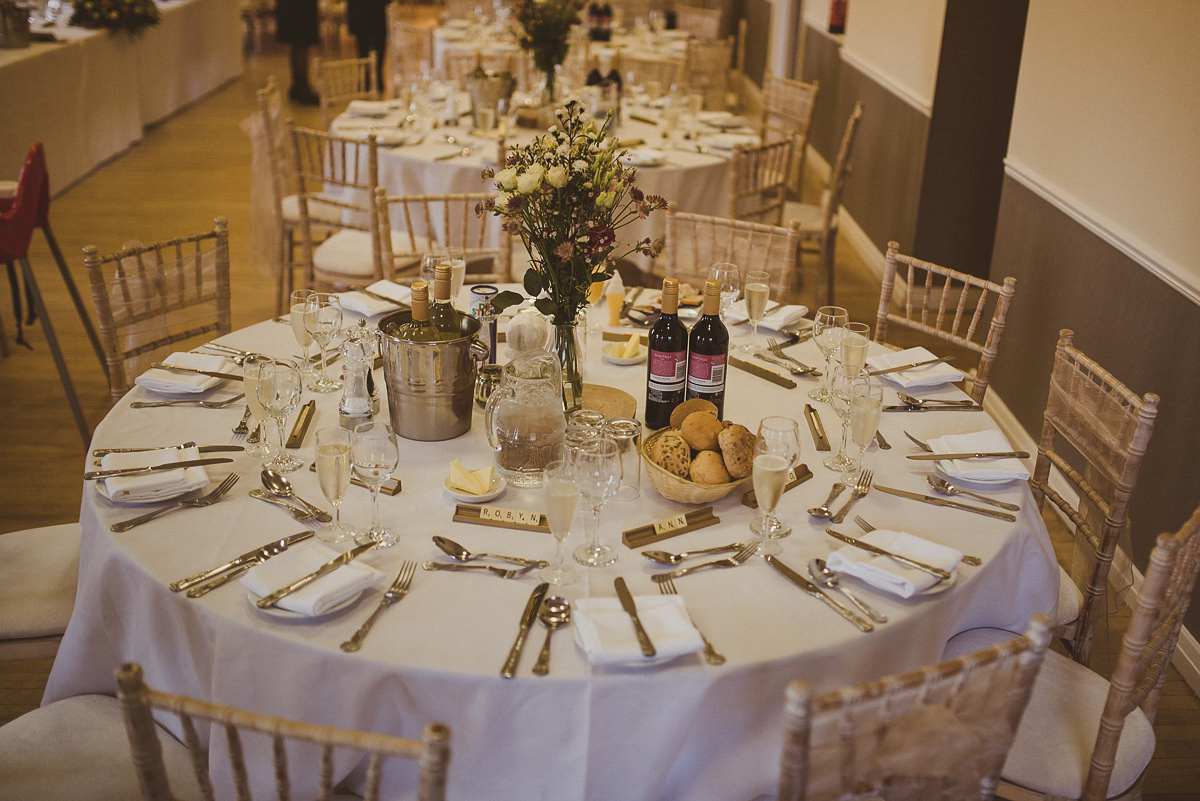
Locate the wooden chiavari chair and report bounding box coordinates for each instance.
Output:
[615,52,685,97]
[760,74,819,192]
[728,135,796,226]
[375,188,512,284]
[674,3,721,40]
[683,36,733,110]
[385,13,434,96]
[315,52,381,130]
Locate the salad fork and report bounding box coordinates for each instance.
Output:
[657,576,725,665]
[767,338,819,374]
[651,543,758,582]
[110,474,240,532]
[130,394,246,410]
[422,561,532,579]
[829,470,872,524]
[341,561,417,652]
[854,515,983,566]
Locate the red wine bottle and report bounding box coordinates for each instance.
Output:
[645,278,688,430]
[686,279,729,418]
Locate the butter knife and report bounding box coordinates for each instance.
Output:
[867,357,949,376]
[873,485,1017,522]
[764,555,874,632]
[83,457,233,479]
[254,542,376,608]
[907,451,1029,461]
[729,355,796,388]
[614,577,656,657]
[501,582,550,678]
[884,404,984,412]
[804,404,830,451]
[149,362,244,381]
[825,528,954,580]
[170,531,315,592]
[286,400,316,448]
[93,443,244,457]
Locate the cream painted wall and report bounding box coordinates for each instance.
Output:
[803,0,830,28]
[1007,0,1200,299]
[840,0,946,113]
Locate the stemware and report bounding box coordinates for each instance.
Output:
[840,322,870,371]
[708,262,740,323]
[540,458,581,586]
[443,246,466,307]
[808,305,848,401]
[303,293,344,393]
[750,416,802,555]
[740,269,770,352]
[848,380,885,482]
[351,422,400,548]
[289,289,316,378]
[314,427,354,544]
[241,353,273,458]
[604,417,642,500]
[824,363,868,472]
[255,359,304,473]
[572,436,622,567]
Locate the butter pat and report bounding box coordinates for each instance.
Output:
[449,460,494,495]
[471,465,494,493]
[621,333,640,358]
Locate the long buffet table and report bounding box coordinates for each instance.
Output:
[44,302,1059,801]
[0,0,243,194]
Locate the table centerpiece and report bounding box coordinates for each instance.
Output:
[69,0,160,33]
[509,0,582,104]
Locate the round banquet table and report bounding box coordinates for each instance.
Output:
[45,299,1059,801]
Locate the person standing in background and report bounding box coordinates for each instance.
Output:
[346,0,388,90]
[276,0,321,104]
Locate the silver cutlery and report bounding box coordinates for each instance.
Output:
[874,430,891,449]
[531,596,572,676]
[93,441,202,456]
[753,351,817,376]
[658,576,725,665]
[232,407,252,437]
[110,474,239,532]
[422,561,533,579]
[171,531,316,593]
[248,489,316,521]
[808,558,887,623]
[84,458,234,480]
[615,577,656,657]
[261,468,331,523]
[907,451,1029,461]
[650,543,758,582]
[501,583,550,678]
[767,337,818,373]
[808,483,846,518]
[764,555,874,632]
[340,561,417,652]
[433,535,548,569]
[884,404,984,412]
[897,392,978,408]
[873,485,1017,522]
[829,469,873,524]
[149,362,244,381]
[825,529,952,580]
[255,542,377,609]
[248,424,262,444]
[642,542,746,565]
[926,474,1020,511]
[867,356,950,376]
[201,342,252,358]
[854,516,983,566]
[130,394,246,409]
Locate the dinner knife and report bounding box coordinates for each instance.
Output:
[824,529,954,580]
[907,451,1029,461]
[804,404,830,451]
[867,357,950,376]
[883,404,984,412]
[170,531,316,592]
[614,576,657,658]
[286,400,316,449]
[358,287,409,307]
[501,582,550,678]
[873,485,1017,522]
[729,356,796,388]
[764,555,874,632]
[93,443,244,457]
[83,457,234,480]
[149,362,244,381]
[254,542,376,608]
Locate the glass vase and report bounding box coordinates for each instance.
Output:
[554,320,584,414]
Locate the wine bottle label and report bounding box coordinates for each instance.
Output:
[686,352,726,391]
[648,349,686,391]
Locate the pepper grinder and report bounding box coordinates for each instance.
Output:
[339,320,377,429]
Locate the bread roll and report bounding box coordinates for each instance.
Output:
[718,424,755,479]
[681,411,723,451]
[650,431,691,478]
[689,450,732,484]
[669,398,718,430]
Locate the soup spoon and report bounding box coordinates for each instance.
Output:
[808,558,888,624]
[261,468,332,523]
[532,596,571,676]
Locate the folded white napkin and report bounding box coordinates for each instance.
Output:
[337,280,413,317]
[622,146,666,167]
[724,300,809,331]
[369,127,409,146]
[99,446,211,503]
[826,529,962,598]
[708,133,760,150]
[346,99,402,117]
[699,112,748,130]
[928,430,1031,482]
[135,352,228,394]
[573,595,705,665]
[867,346,965,389]
[241,542,386,616]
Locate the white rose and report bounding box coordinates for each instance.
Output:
[573,159,588,171]
[546,165,568,188]
[516,164,545,194]
[495,167,518,191]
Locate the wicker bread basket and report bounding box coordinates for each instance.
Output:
[640,427,749,504]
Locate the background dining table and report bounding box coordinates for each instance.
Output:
[44,295,1059,801]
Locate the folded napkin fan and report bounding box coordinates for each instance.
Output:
[135,352,229,394]
[573,595,704,665]
[826,529,963,598]
[241,542,385,617]
[100,446,210,503]
[723,300,809,331]
[867,346,965,389]
[928,430,1031,483]
[337,280,413,317]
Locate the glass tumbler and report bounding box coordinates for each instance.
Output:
[604,417,642,501]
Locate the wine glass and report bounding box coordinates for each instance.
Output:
[314,427,354,544]
[255,359,304,473]
[351,421,400,548]
[289,289,316,378]
[825,363,868,472]
[303,292,343,393]
[808,305,848,401]
[540,457,580,586]
[848,380,885,482]
[840,322,870,371]
[572,436,622,567]
[443,246,466,308]
[740,269,770,352]
[241,354,273,458]
[708,262,740,323]
[750,416,802,555]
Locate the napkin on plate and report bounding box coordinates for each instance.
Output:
[99,446,211,503]
[346,99,401,117]
[622,146,667,167]
[866,346,965,389]
[135,353,229,394]
[572,595,705,665]
[927,430,1031,482]
[698,112,748,130]
[241,542,386,617]
[723,301,809,331]
[707,133,760,151]
[826,529,962,598]
[337,280,413,317]
[370,128,409,146]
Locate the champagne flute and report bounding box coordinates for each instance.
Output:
[808,305,848,401]
[571,436,622,567]
[750,416,802,555]
[708,262,740,323]
[540,457,580,586]
[241,354,273,458]
[443,246,466,308]
[840,322,870,371]
[740,269,770,352]
[315,427,353,544]
[255,359,304,473]
[289,289,316,378]
[303,292,344,393]
[351,421,400,548]
[848,380,884,482]
[824,363,867,472]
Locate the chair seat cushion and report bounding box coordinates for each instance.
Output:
[1057,563,1083,626]
[782,201,824,235]
[0,523,80,640]
[0,694,205,801]
[313,229,432,281]
[282,193,344,226]
[943,628,1155,798]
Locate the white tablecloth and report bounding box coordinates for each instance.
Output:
[0,0,242,193]
[45,305,1058,801]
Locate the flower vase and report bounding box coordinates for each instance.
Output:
[553,320,584,414]
[541,69,556,105]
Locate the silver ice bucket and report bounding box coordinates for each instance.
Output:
[465,69,516,129]
[378,311,489,441]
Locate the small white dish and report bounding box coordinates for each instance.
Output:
[247,589,362,621]
[443,474,506,503]
[601,343,647,365]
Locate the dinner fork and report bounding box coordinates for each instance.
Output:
[753,351,816,376]
[767,337,819,374]
[854,515,983,566]
[651,543,758,582]
[658,576,725,665]
[340,561,417,652]
[130,394,246,409]
[230,407,251,443]
[110,474,240,532]
[421,561,532,579]
[829,470,872,524]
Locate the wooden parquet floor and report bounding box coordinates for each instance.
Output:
[1,28,1197,799]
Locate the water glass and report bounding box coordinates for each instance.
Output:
[303,293,343,393]
[572,436,622,567]
[289,289,316,377]
[604,417,642,501]
[443,246,466,307]
[708,262,740,322]
[848,381,884,482]
[242,354,273,458]
[315,427,353,544]
[824,364,868,472]
[256,359,304,473]
[351,421,400,548]
[740,269,770,352]
[750,416,802,555]
[808,305,848,401]
[540,458,580,586]
[841,322,871,371]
